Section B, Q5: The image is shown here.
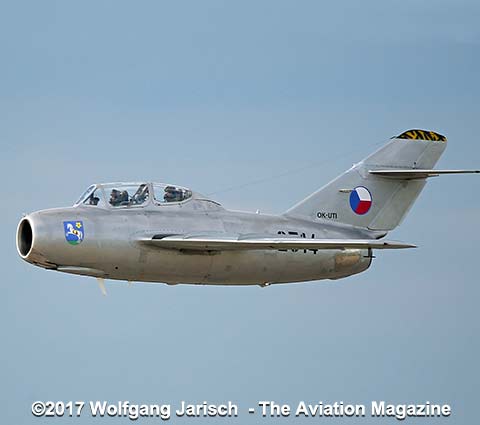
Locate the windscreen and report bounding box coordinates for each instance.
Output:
[75,185,96,205]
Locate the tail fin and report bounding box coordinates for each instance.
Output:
[284,129,447,231]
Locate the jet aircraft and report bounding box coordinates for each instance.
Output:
[17,129,479,292]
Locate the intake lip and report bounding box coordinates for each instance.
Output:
[17,217,34,259]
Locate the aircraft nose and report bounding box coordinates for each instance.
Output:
[16,215,56,268]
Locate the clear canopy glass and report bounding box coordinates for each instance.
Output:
[102,183,150,207]
[82,187,107,207]
[75,185,96,205]
[153,184,192,203]
[75,182,193,208]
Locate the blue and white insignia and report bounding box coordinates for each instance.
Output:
[63,221,84,245]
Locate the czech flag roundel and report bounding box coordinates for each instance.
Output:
[349,186,372,215]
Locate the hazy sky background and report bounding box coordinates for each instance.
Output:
[1,1,479,423]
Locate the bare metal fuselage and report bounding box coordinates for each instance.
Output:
[18,130,478,287]
[17,200,373,286]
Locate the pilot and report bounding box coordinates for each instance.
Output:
[164,186,182,202]
[118,190,129,205]
[109,189,122,206]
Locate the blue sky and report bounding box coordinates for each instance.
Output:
[1,1,479,423]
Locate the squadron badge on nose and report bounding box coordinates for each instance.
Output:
[63,221,84,245]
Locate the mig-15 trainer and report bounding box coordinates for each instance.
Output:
[17,129,479,291]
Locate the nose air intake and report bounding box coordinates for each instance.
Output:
[17,218,33,258]
[16,213,63,270]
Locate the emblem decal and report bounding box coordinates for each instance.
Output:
[349,187,372,215]
[64,221,84,245]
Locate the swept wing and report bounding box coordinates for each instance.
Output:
[138,235,415,251]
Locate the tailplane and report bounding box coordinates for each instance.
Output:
[284,129,477,231]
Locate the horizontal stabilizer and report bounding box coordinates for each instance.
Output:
[369,169,480,179]
[139,235,416,251]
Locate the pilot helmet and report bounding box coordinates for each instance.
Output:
[110,189,122,201]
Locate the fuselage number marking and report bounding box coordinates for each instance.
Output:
[277,230,318,254]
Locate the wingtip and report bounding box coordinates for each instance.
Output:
[383,241,417,249]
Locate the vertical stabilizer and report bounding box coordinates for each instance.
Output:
[284,130,447,231]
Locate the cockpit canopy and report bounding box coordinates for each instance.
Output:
[74,182,194,208]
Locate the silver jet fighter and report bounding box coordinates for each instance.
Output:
[17,129,479,289]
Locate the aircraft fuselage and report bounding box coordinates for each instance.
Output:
[17,205,373,286]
